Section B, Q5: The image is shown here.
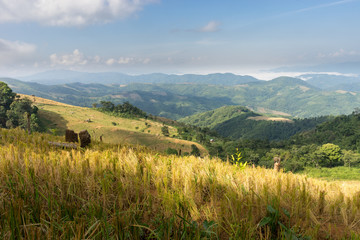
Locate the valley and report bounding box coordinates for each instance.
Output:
[2,73,360,239]
[3,73,360,120]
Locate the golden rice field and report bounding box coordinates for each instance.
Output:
[1,128,360,239]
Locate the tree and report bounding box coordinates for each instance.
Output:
[191,144,201,157]
[6,98,34,129]
[166,147,178,155]
[0,82,16,127]
[314,143,343,167]
[342,150,360,168]
[0,82,16,109]
[161,125,170,137]
[100,101,115,111]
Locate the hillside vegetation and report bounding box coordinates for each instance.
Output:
[3,76,360,119]
[180,105,329,141]
[293,111,360,151]
[1,128,360,239]
[26,94,206,155]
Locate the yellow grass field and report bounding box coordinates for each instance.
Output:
[1,128,360,239]
[20,94,207,155]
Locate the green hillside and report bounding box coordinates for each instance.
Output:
[180,105,328,141]
[293,110,360,151]
[179,105,252,128]
[3,76,360,119]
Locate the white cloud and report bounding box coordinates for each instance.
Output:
[0,0,159,26]
[0,38,36,65]
[106,58,116,65]
[118,57,133,64]
[317,49,359,60]
[49,49,150,67]
[199,21,221,32]
[50,49,88,66]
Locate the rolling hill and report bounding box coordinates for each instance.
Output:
[180,105,329,140]
[3,76,360,119]
[22,94,207,155]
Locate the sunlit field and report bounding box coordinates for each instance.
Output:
[1,128,360,239]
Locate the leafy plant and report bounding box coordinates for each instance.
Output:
[258,205,310,240]
[230,148,247,169]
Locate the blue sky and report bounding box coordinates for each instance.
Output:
[0,0,359,77]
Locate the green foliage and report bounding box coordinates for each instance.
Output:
[180,105,329,141]
[0,82,16,127]
[190,144,200,156]
[342,150,360,167]
[161,125,169,137]
[6,98,34,129]
[165,147,178,155]
[0,82,40,132]
[98,100,147,118]
[293,112,360,151]
[179,105,250,129]
[230,148,247,169]
[258,205,310,240]
[314,143,343,168]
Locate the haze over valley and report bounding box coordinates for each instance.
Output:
[1,1,360,239]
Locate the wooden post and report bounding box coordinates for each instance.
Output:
[26,112,31,134]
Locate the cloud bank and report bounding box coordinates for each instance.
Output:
[0,38,36,65]
[0,0,158,26]
[50,49,150,67]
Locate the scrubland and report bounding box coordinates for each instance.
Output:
[1,128,360,239]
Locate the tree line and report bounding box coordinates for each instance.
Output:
[0,82,40,132]
[94,101,147,118]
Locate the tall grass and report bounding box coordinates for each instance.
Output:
[1,128,360,239]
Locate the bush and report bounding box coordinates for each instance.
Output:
[166,147,178,155]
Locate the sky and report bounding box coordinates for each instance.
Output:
[0,0,359,78]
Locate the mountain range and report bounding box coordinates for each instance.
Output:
[2,71,360,119]
[18,70,259,85]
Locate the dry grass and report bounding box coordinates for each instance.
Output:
[247,116,293,123]
[20,94,206,155]
[1,128,360,239]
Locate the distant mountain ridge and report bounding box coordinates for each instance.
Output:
[19,70,259,85]
[298,74,360,90]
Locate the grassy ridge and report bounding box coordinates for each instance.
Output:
[1,128,360,239]
[25,94,207,155]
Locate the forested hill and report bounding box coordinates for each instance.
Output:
[179,105,330,141]
[2,76,360,119]
[293,111,360,151]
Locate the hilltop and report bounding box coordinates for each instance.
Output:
[21,94,206,155]
[180,105,329,141]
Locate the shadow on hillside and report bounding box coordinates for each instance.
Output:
[38,109,68,136]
